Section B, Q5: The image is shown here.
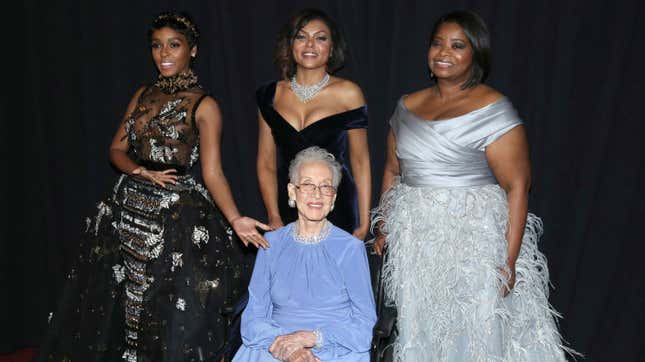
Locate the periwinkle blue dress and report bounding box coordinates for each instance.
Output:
[233,223,376,361]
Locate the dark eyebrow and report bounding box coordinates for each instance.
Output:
[150,36,184,42]
[297,29,329,36]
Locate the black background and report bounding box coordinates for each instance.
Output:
[4,0,644,360]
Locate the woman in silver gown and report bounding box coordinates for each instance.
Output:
[372,10,578,361]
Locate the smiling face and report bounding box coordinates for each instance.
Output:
[151,27,196,77]
[288,161,336,223]
[428,22,474,84]
[291,19,332,71]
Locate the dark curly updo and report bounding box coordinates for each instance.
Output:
[148,11,200,48]
[274,8,347,79]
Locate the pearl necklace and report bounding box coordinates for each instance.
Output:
[291,220,331,245]
[290,73,330,103]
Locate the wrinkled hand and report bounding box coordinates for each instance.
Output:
[352,225,369,241]
[267,215,284,230]
[285,348,321,362]
[269,331,316,361]
[134,167,178,188]
[499,262,516,297]
[372,234,387,256]
[231,216,272,249]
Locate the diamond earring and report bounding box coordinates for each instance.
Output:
[288,198,296,208]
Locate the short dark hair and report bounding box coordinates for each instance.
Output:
[274,8,347,79]
[148,11,200,49]
[429,10,491,89]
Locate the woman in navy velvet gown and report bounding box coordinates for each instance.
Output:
[256,8,371,239]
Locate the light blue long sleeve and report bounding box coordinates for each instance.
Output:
[239,237,285,349]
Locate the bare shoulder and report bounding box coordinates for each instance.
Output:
[403,87,434,109]
[472,84,505,105]
[276,79,290,90]
[328,77,365,108]
[195,95,222,121]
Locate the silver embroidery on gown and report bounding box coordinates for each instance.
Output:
[372,97,577,361]
[37,81,251,362]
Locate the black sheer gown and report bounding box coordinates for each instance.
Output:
[256,81,368,233]
[37,71,250,362]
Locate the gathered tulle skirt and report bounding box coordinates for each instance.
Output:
[372,180,576,362]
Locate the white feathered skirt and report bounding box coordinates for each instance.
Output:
[372,181,576,362]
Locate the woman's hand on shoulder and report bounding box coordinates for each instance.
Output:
[231,216,272,249]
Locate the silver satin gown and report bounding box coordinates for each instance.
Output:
[372,96,577,361]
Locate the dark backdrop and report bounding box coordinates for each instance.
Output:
[5,0,644,360]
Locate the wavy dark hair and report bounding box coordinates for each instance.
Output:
[429,10,491,89]
[274,8,347,79]
[148,11,200,48]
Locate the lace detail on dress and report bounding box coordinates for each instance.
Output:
[122,81,205,169]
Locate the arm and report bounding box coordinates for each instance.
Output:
[317,241,377,355]
[348,128,371,240]
[338,81,371,240]
[485,125,531,295]
[196,97,270,248]
[257,110,283,229]
[241,241,286,348]
[108,86,177,187]
[373,129,400,255]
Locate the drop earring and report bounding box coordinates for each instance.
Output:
[288,198,296,208]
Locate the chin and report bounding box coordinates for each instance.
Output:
[302,212,328,223]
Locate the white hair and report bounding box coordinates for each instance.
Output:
[288,146,342,187]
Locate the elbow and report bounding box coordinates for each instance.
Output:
[257,161,277,177]
[503,176,531,195]
[108,148,123,163]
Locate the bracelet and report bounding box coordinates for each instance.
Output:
[312,330,323,349]
[229,216,242,224]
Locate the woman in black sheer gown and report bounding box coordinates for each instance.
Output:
[37,12,269,362]
[256,8,371,239]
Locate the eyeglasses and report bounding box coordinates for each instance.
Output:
[293,183,337,196]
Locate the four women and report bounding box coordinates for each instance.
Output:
[40,7,576,362]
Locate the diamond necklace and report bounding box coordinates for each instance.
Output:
[290,73,330,103]
[291,220,331,245]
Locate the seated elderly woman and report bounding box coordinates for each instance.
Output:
[233,146,376,362]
